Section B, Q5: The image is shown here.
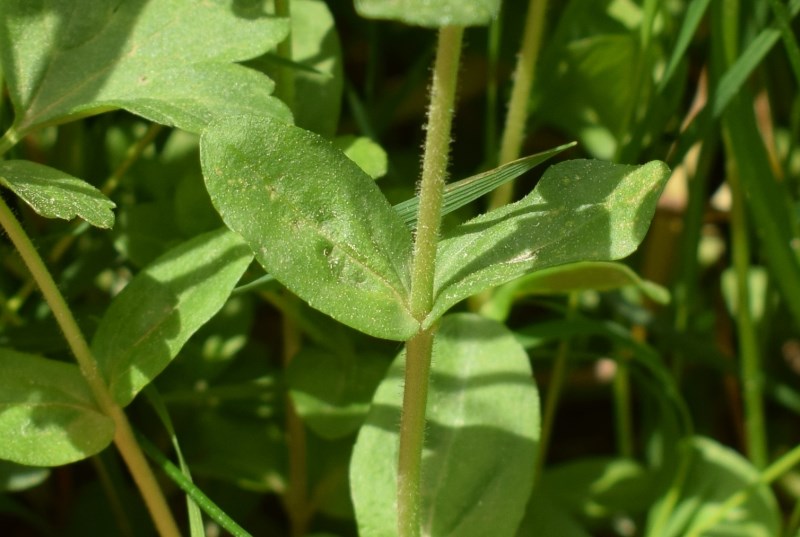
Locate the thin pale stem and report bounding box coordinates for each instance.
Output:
[0,125,21,157]
[0,196,181,537]
[398,26,464,537]
[488,0,549,210]
[397,328,435,537]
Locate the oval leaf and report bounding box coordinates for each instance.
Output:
[0,160,115,228]
[482,261,670,321]
[351,313,540,537]
[0,0,291,134]
[0,348,114,467]
[428,159,670,326]
[92,228,254,407]
[354,0,500,27]
[201,115,418,341]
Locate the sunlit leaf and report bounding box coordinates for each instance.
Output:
[0,348,114,467]
[354,0,500,27]
[201,115,418,341]
[0,160,115,228]
[427,159,670,326]
[0,0,291,134]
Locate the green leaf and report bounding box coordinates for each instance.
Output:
[0,0,291,134]
[0,460,49,492]
[287,347,389,439]
[351,314,539,537]
[516,490,591,537]
[354,0,500,27]
[0,348,115,466]
[333,135,388,180]
[92,228,254,407]
[201,115,418,341]
[481,261,670,321]
[647,437,781,537]
[0,160,115,228]
[428,159,670,327]
[393,143,575,229]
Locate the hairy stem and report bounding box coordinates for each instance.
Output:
[0,197,181,537]
[399,25,464,537]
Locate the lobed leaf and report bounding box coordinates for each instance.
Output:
[427,159,670,326]
[0,0,291,134]
[201,115,418,341]
[354,0,500,27]
[92,228,254,407]
[0,348,114,467]
[351,314,539,537]
[0,160,115,228]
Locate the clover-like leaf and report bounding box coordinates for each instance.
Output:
[351,314,539,537]
[0,0,291,134]
[92,228,254,407]
[0,160,115,228]
[0,348,114,467]
[201,115,418,341]
[427,159,670,326]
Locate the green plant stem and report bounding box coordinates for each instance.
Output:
[0,126,21,157]
[397,327,435,537]
[0,196,181,537]
[282,301,310,537]
[275,0,295,111]
[613,354,634,458]
[408,26,463,318]
[399,26,463,537]
[727,166,767,468]
[533,292,578,483]
[488,0,549,211]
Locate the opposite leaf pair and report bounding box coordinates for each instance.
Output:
[201,115,670,341]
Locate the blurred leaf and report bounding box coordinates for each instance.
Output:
[516,489,592,537]
[351,314,539,537]
[721,266,769,325]
[0,460,49,492]
[393,143,576,229]
[287,347,389,439]
[540,457,658,520]
[0,0,291,134]
[482,261,670,321]
[92,228,254,407]
[333,135,388,179]
[659,0,712,92]
[354,0,500,27]
[201,115,418,341]
[0,160,115,228]
[428,159,670,326]
[0,348,114,466]
[646,437,780,537]
[113,202,181,267]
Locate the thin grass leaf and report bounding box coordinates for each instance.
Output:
[658,0,712,92]
[393,143,576,229]
[768,0,800,86]
[136,433,253,537]
[712,0,800,117]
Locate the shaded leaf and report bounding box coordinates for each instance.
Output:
[92,228,254,407]
[0,160,115,228]
[201,115,418,341]
[647,437,780,537]
[0,348,114,466]
[351,314,539,537]
[0,0,291,134]
[287,347,389,439]
[0,460,49,492]
[354,0,500,27]
[482,261,670,321]
[428,159,670,326]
